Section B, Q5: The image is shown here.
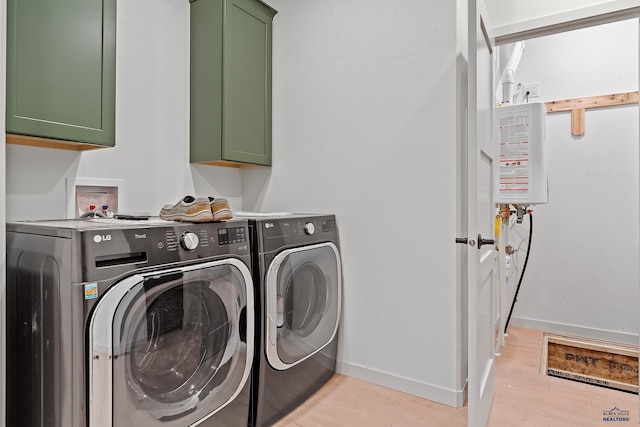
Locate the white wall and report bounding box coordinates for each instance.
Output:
[243,0,467,406]
[504,19,639,343]
[6,0,243,221]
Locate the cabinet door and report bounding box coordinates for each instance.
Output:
[223,0,275,165]
[6,0,116,147]
[190,0,224,164]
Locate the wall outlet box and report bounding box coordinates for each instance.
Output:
[524,82,540,98]
[66,177,124,218]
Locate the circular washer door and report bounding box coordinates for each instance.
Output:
[265,242,342,370]
[89,258,253,427]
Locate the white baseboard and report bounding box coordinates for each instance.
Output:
[509,316,639,346]
[335,319,637,413]
[335,361,467,408]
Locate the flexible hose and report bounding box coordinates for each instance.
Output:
[504,212,532,334]
[79,210,107,218]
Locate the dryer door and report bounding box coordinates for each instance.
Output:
[265,242,342,370]
[88,258,253,427]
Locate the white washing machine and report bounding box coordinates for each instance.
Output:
[6,218,254,426]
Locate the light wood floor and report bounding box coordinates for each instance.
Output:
[275,327,638,426]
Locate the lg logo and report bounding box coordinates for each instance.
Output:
[93,234,112,243]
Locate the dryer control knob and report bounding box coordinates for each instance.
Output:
[181,232,199,251]
[304,222,315,235]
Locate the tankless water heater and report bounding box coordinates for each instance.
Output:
[495,102,548,205]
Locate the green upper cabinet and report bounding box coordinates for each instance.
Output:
[190,0,277,167]
[6,0,116,149]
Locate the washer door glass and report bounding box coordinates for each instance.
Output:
[89,259,253,427]
[265,242,341,370]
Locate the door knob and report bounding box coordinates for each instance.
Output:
[477,234,495,249]
[455,237,476,247]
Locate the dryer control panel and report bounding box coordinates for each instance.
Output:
[259,215,337,253]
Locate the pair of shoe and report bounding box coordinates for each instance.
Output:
[159,195,233,222]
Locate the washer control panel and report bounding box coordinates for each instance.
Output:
[83,220,250,274]
[260,215,338,252]
[180,232,199,251]
[217,226,247,246]
[303,222,315,235]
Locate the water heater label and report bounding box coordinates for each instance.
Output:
[499,113,531,197]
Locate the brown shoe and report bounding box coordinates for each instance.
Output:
[159,196,214,222]
[208,197,233,221]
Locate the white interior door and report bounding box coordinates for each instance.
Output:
[467,0,497,426]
